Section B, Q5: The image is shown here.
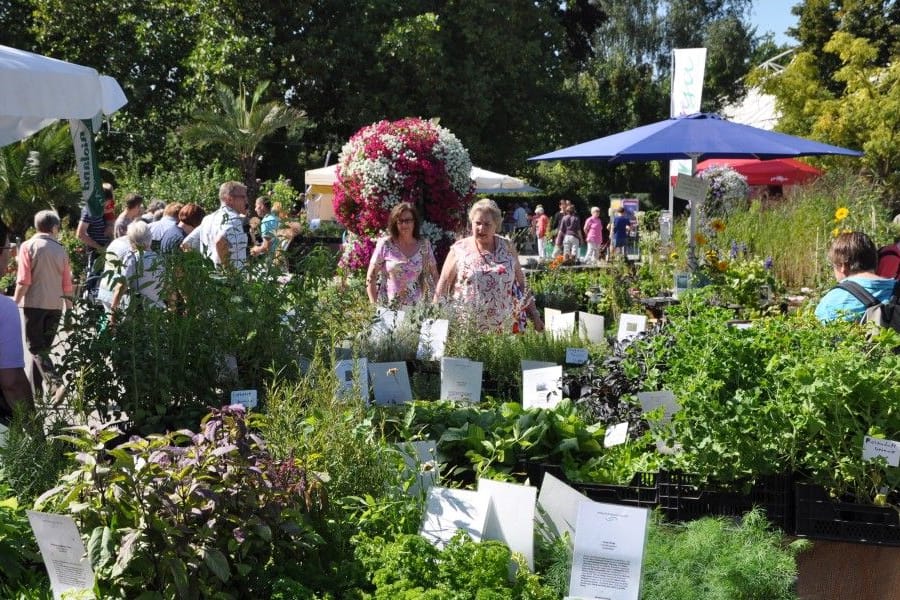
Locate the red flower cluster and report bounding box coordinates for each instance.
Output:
[332,118,474,271]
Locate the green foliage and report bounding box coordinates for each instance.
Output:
[0,123,81,236]
[114,159,240,213]
[0,412,74,504]
[35,407,326,599]
[354,532,557,599]
[698,169,891,289]
[642,510,807,600]
[628,299,900,501]
[0,476,52,597]
[179,80,309,194]
[753,0,900,205]
[57,249,334,436]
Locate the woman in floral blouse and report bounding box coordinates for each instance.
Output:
[434,198,543,333]
[366,202,439,307]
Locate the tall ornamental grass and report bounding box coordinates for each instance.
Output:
[676,169,892,290]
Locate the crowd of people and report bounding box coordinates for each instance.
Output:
[0,180,285,423]
[3,184,899,424]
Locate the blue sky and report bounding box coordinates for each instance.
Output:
[749,2,799,46]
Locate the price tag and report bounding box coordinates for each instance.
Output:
[230,389,258,410]
[565,348,589,365]
[863,436,900,467]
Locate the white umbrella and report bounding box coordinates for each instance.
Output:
[0,44,126,146]
[304,164,539,193]
[0,45,128,215]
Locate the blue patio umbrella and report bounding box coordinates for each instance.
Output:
[528,112,863,163]
[528,112,863,267]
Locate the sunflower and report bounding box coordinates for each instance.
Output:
[694,232,708,246]
[834,207,849,222]
[709,218,726,233]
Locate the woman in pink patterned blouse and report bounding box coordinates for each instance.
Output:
[366,202,439,307]
[434,199,544,333]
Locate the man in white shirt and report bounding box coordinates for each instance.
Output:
[182,181,248,270]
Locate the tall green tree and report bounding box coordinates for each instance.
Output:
[179,81,309,198]
[753,0,900,205]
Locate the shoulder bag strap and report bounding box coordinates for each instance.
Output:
[835,280,881,308]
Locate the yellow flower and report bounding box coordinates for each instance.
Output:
[709,218,726,233]
[831,227,841,237]
[669,251,678,261]
[716,260,729,272]
[834,207,849,222]
[705,249,718,261]
[694,232,708,246]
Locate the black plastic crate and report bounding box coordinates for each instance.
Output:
[572,472,659,509]
[522,460,566,488]
[657,471,794,532]
[794,483,900,546]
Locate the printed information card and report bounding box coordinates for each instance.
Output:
[27,510,95,600]
[522,365,563,410]
[369,361,413,406]
[616,314,647,343]
[568,501,650,600]
[440,357,483,403]
[420,487,490,549]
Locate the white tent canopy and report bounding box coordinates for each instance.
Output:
[0,44,127,146]
[304,164,539,194]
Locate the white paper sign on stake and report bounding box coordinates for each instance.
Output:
[863,436,900,467]
[565,348,589,365]
[369,361,413,406]
[637,390,680,424]
[673,173,709,203]
[568,501,650,600]
[578,311,605,344]
[420,487,491,549]
[673,272,690,299]
[335,358,370,403]
[27,510,95,600]
[604,422,629,448]
[549,311,577,339]
[521,359,557,371]
[396,440,439,496]
[478,478,538,570]
[416,318,449,360]
[536,473,589,542]
[440,357,483,403]
[617,314,647,343]
[522,365,563,410]
[371,307,407,341]
[544,307,562,328]
[230,389,258,410]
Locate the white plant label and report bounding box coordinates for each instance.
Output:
[863,436,900,467]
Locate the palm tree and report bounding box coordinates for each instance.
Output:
[0,123,81,236]
[179,81,308,198]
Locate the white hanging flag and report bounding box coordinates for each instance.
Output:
[669,48,707,182]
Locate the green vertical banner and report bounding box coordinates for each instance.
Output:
[69,118,104,217]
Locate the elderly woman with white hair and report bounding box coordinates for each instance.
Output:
[434,198,543,333]
[110,221,165,320]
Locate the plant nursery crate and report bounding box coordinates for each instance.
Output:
[794,483,900,546]
[523,460,658,509]
[656,471,794,533]
[571,473,659,509]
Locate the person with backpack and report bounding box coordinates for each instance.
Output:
[875,236,900,280]
[815,231,897,322]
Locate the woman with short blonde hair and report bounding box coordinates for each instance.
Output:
[434,199,543,332]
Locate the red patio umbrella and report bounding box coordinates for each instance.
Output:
[695,157,823,186]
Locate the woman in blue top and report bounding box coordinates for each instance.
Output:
[815,231,896,322]
[250,197,280,261]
